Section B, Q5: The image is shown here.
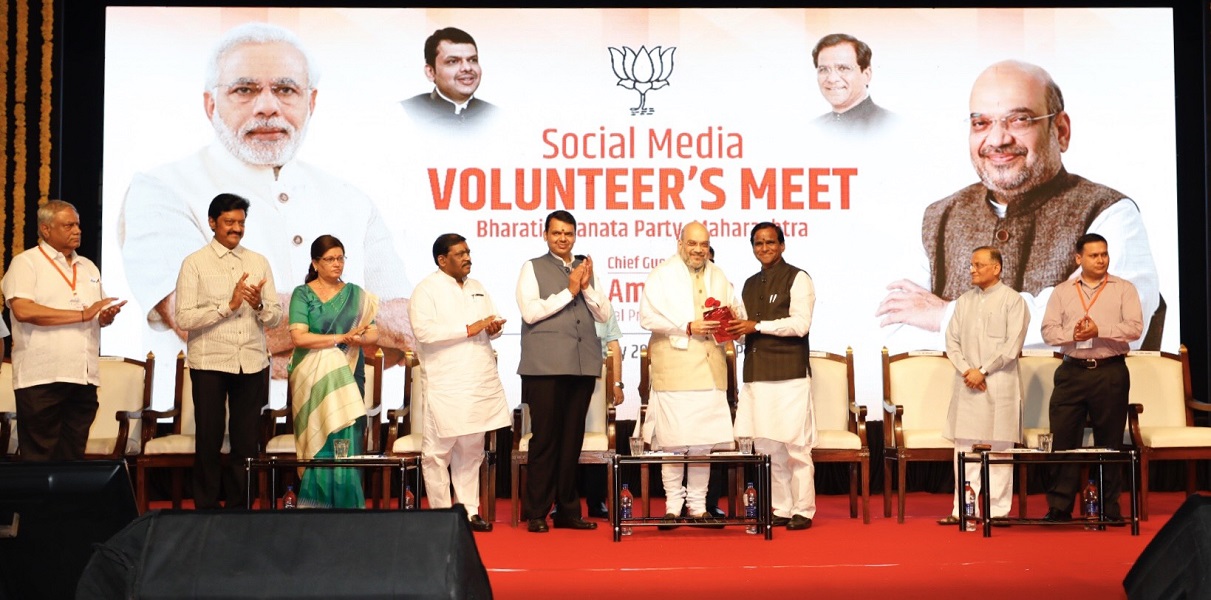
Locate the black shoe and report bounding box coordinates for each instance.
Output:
[552,516,597,530]
[587,502,610,519]
[786,515,813,530]
[657,513,680,531]
[696,512,725,529]
[771,516,792,527]
[1043,509,1072,522]
[527,518,549,533]
[937,515,960,526]
[469,515,493,532]
[1101,514,1128,527]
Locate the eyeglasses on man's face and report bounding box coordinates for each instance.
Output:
[216,80,310,105]
[969,112,1057,134]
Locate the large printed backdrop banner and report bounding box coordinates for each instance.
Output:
[99,7,1180,417]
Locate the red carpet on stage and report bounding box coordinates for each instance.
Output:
[470,492,1188,599]
[146,491,1187,598]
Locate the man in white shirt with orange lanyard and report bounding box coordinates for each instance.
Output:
[1040,233,1142,524]
[2,200,126,460]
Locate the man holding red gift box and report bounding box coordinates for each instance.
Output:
[639,221,744,528]
[727,222,818,531]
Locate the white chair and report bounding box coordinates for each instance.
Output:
[87,354,155,459]
[134,352,230,513]
[1127,345,1211,520]
[810,348,871,523]
[881,348,955,523]
[1015,350,1063,517]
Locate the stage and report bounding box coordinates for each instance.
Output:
[466,491,1188,599]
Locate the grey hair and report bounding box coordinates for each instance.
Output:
[37,200,78,238]
[204,22,320,90]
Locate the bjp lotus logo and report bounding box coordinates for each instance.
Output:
[609,45,676,116]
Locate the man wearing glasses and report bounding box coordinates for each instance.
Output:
[812,33,894,134]
[877,61,1160,350]
[120,22,414,408]
[936,246,1029,526]
[639,222,742,529]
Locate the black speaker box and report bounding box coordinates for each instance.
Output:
[1124,494,1211,600]
[0,460,139,600]
[79,507,492,599]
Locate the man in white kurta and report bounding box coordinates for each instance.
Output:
[940,246,1029,523]
[409,234,511,532]
[639,222,743,524]
[728,223,818,530]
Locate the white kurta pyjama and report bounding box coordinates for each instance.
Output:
[734,270,818,519]
[944,280,1029,518]
[409,270,511,516]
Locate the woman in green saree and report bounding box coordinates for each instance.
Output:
[287,235,379,508]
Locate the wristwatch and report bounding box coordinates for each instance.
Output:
[614,382,625,389]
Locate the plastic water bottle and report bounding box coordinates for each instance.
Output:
[963,481,977,531]
[282,485,297,509]
[620,484,634,536]
[744,482,758,534]
[403,485,416,510]
[1082,479,1100,528]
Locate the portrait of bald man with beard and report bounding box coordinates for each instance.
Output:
[119,22,414,401]
[877,60,1161,350]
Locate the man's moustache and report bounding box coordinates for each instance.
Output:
[981,145,1026,157]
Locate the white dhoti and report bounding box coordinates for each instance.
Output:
[735,377,818,519]
[421,405,487,517]
[643,389,733,517]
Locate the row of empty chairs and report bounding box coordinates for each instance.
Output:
[1,345,1206,522]
[882,345,1210,522]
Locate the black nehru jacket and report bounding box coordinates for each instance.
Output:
[741,259,811,383]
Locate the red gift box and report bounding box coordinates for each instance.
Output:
[703,297,737,343]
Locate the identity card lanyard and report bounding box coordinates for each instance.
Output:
[1076,277,1108,317]
[1074,277,1107,349]
[38,245,82,308]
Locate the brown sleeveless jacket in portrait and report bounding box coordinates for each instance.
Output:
[921,169,1127,301]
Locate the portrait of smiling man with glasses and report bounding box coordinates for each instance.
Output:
[119,22,415,408]
[877,60,1161,351]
